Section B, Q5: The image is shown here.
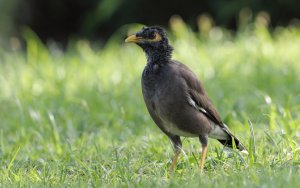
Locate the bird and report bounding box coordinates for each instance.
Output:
[125,26,247,173]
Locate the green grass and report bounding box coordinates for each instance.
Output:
[0,22,300,187]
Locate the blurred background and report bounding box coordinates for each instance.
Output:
[0,0,300,185]
[1,0,300,48]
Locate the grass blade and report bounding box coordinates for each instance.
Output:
[4,147,21,179]
[248,119,257,163]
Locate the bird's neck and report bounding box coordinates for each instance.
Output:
[143,45,173,65]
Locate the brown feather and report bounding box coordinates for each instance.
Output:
[174,60,247,151]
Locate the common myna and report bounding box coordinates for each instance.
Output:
[125,26,247,172]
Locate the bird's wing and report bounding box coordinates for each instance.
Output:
[167,60,246,150]
[188,89,223,125]
[177,62,247,151]
[177,63,224,126]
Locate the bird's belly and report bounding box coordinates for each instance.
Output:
[151,90,198,137]
[161,119,198,137]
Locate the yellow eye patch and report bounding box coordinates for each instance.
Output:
[147,33,162,42]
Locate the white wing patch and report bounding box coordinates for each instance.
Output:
[187,94,229,140]
[187,95,208,114]
[187,95,197,108]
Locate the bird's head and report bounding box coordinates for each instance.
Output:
[125,26,173,63]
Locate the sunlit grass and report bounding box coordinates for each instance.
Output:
[0,21,300,187]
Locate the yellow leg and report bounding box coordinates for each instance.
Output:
[169,150,180,172]
[199,145,208,173]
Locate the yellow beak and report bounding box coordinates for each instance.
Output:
[125,35,143,43]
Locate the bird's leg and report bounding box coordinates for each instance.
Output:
[199,135,208,173]
[199,144,208,173]
[168,135,182,172]
[169,149,181,172]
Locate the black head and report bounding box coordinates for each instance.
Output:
[125,26,173,63]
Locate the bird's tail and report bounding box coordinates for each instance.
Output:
[218,124,247,152]
[217,135,247,151]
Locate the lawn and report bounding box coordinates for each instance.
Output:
[0,21,300,187]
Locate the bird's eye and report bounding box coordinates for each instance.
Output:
[150,33,156,39]
[147,32,162,42]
